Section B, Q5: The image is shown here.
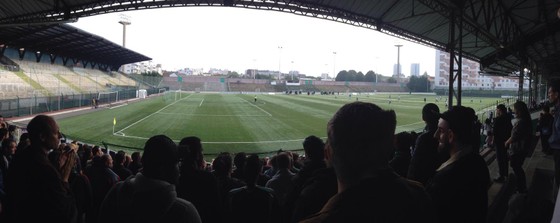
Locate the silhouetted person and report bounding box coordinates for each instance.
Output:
[0,138,16,192]
[469,108,483,153]
[505,101,532,193]
[538,105,553,155]
[265,152,295,207]
[176,136,221,223]
[112,150,132,181]
[408,103,446,185]
[4,115,78,223]
[493,104,512,182]
[301,102,435,222]
[427,106,490,223]
[98,135,201,223]
[214,152,246,207]
[292,135,326,189]
[128,151,143,175]
[390,131,413,177]
[549,79,560,188]
[84,154,119,223]
[285,135,327,220]
[16,132,30,152]
[231,152,247,182]
[228,154,280,223]
[290,148,337,222]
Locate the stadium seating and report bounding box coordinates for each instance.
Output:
[4,59,408,100]
[227,79,275,92]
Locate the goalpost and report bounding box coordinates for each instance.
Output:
[98,91,119,107]
[163,89,183,102]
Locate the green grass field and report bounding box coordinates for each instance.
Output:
[57,92,501,156]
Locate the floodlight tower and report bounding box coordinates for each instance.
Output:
[278,46,283,80]
[118,14,131,47]
[395,44,403,77]
[332,51,337,78]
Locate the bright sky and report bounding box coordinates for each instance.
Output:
[71,7,436,77]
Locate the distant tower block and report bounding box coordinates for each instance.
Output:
[118,14,131,47]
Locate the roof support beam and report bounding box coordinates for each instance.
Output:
[49,53,57,64]
[35,51,43,62]
[0,45,6,56]
[518,64,524,101]
[18,48,25,60]
[448,9,456,109]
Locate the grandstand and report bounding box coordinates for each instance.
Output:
[1,2,558,222]
[0,68,412,100]
[1,52,411,103]
[10,60,137,96]
[0,69,34,99]
[228,78,276,92]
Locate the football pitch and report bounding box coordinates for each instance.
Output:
[57,92,500,156]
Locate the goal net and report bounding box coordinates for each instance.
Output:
[98,91,119,107]
[163,90,182,102]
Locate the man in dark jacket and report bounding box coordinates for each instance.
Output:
[292,135,327,188]
[176,136,221,223]
[4,115,78,223]
[427,106,491,223]
[229,154,280,223]
[290,160,337,222]
[301,102,435,222]
[112,150,132,180]
[408,103,446,185]
[493,104,513,182]
[538,105,554,155]
[98,135,201,223]
[549,79,560,188]
[84,154,119,222]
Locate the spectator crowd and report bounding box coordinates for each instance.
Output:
[0,89,542,222]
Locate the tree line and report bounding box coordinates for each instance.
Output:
[406,73,430,92]
[335,70,396,83]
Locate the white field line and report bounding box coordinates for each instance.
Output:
[398,121,425,128]
[109,103,128,109]
[199,99,204,107]
[114,134,327,144]
[10,106,94,122]
[113,120,422,144]
[157,112,269,117]
[115,94,193,134]
[243,98,272,116]
[203,139,305,144]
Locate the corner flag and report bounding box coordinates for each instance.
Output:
[112,117,116,134]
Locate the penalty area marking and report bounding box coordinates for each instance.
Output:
[243,99,272,117]
[398,121,425,128]
[114,120,423,144]
[157,112,270,117]
[114,94,194,135]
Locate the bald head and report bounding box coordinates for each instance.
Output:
[27,115,60,151]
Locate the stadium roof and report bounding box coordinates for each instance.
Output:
[0,0,559,77]
[0,24,151,70]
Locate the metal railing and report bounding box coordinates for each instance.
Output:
[0,88,162,118]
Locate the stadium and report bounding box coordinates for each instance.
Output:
[0,52,510,155]
[0,1,559,223]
